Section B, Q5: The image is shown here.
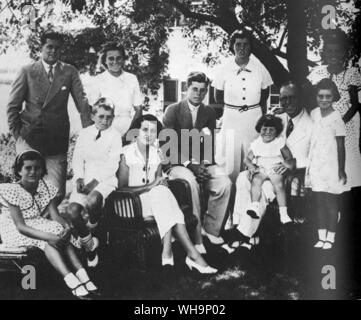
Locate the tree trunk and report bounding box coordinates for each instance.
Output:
[286,0,309,85]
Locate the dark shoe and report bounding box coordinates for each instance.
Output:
[247,209,260,219]
[82,280,102,297]
[71,284,93,300]
[223,228,251,246]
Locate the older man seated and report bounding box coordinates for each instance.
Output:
[227,81,314,249]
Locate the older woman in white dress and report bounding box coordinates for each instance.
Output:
[118,114,217,274]
[88,42,144,137]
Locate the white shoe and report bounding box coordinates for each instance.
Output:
[195,244,207,255]
[221,243,236,254]
[314,240,325,248]
[185,257,217,274]
[87,253,99,268]
[204,232,224,245]
[322,241,333,250]
[162,255,174,266]
[240,242,252,250]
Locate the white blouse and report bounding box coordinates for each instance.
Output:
[212,57,273,106]
[122,142,162,186]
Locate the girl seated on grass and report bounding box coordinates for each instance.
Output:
[244,114,295,224]
[0,150,99,299]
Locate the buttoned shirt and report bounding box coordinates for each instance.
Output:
[212,57,273,106]
[72,124,123,185]
[187,100,200,126]
[89,70,143,118]
[41,59,57,75]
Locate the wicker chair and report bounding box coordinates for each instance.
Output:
[103,178,197,270]
[0,236,42,273]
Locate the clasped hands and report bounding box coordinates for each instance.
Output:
[187,163,211,183]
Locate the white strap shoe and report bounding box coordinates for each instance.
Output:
[185,257,217,274]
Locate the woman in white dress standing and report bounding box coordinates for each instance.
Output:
[118,114,217,274]
[213,29,273,182]
[89,42,144,137]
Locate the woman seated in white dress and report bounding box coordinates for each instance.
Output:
[118,114,217,274]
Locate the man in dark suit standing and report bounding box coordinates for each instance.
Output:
[7,31,92,205]
[162,72,232,254]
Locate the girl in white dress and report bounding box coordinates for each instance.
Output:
[118,114,217,274]
[306,79,348,250]
[307,29,361,189]
[244,115,295,224]
[0,151,99,299]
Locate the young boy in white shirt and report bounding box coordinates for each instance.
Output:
[67,97,123,267]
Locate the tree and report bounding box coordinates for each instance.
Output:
[0,0,359,89]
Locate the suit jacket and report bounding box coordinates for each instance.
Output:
[7,60,91,155]
[162,100,217,166]
[285,109,313,169]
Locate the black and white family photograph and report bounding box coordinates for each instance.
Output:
[0,0,361,303]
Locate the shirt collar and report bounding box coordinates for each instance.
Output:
[187,100,200,112]
[42,59,58,73]
[106,70,126,82]
[230,57,256,73]
[289,109,304,126]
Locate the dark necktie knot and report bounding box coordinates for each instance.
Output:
[95,130,101,140]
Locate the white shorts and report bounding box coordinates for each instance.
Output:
[69,182,115,208]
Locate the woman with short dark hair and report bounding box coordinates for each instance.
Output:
[88,41,144,137]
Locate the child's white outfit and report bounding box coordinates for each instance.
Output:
[69,124,123,206]
[306,108,349,194]
[250,136,286,177]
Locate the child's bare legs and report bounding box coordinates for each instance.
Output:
[313,191,337,249]
[44,244,89,297]
[161,230,174,266]
[67,195,101,266]
[323,193,339,249]
[248,172,268,219]
[85,191,103,226]
[44,244,73,277]
[64,244,98,292]
[269,174,292,224]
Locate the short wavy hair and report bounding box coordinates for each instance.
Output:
[13,150,47,180]
[131,114,163,138]
[186,71,210,87]
[100,41,127,69]
[40,31,64,46]
[91,97,115,114]
[229,28,253,54]
[314,78,341,102]
[255,114,284,136]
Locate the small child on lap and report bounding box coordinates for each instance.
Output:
[244,114,295,224]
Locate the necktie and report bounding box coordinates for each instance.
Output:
[95,130,101,140]
[48,65,54,83]
[286,119,294,138]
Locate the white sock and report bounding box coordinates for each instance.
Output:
[75,268,97,291]
[326,231,335,243]
[318,229,327,241]
[64,273,88,296]
[279,206,292,224]
[80,234,97,252]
